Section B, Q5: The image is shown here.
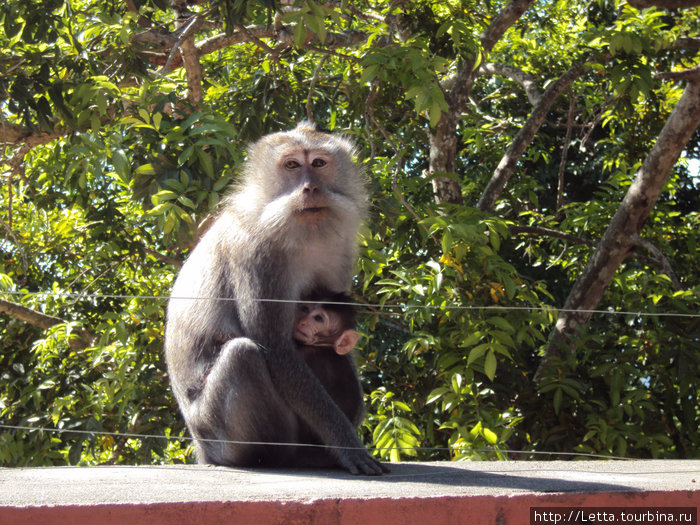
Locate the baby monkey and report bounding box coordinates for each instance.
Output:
[294,290,365,449]
[294,292,361,356]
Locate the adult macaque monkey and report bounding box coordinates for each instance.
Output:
[165,123,385,475]
[294,290,364,431]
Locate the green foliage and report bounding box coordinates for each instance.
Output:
[1,0,699,467]
[362,37,449,127]
[530,282,699,459]
[358,202,554,460]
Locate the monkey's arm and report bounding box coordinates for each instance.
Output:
[302,349,365,427]
[269,343,384,475]
[236,275,384,475]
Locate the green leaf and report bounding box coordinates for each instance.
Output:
[426,387,449,404]
[484,350,497,380]
[487,317,513,332]
[153,190,178,202]
[177,195,196,209]
[196,148,215,179]
[112,150,130,182]
[214,175,231,192]
[360,64,380,84]
[468,343,489,365]
[553,388,562,414]
[483,427,498,444]
[429,99,443,128]
[460,331,483,348]
[392,401,411,412]
[304,11,326,43]
[163,212,176,234]
[134,164,157,176]
[293,21,307,47]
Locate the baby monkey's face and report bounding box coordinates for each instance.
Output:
[294,301,360,356]
[294,303,343,347]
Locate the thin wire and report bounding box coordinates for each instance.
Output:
[0,293,692,462]
[0,423,633,461]
[0,423,341,450]
[2,290,698,318]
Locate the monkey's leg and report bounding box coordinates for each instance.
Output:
[188,337,300,467]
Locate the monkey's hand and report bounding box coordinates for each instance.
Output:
[334,447,389,476]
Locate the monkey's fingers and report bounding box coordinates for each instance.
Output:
[339,449,387,476]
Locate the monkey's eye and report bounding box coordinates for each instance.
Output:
[299,305,310,314]
[313,314,324,323]
[285,159,301,170]
[311,158,327,168]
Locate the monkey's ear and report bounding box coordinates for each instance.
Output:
[335,329,361,355]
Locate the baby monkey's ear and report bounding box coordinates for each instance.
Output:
[334,329,361,355]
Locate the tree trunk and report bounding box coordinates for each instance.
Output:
[429,112,463,204]
[428,0,535,205]
[537,79,700,378]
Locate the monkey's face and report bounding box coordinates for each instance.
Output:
[277,149,336,226]
[233,123,367,243]
[294,303,342,347]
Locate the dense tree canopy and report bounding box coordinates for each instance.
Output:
[1,0,699,466]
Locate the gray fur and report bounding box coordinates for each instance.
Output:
[164,123,384,475]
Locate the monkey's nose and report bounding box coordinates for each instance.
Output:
[303,182,319,195]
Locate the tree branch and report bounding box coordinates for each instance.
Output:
[537,78,700,379]
[132,28,178,49]
[579,97,613,153]
[429,0,535,205]
[142,246,182,268]
[477,59,592,212]
[365,83,440,247]
[673,37,700,51]
[627,0,700,8]
[656,65,700,82]
[124,0,153,28]
[0,298,65,330]
[160,15,205,75]
[511,225,684,288]
[509,225,597,247]
[631,236,683,291]
[175,16,206,104]
[196,23,366,59]
[0,121,63,147]
[477,63,542,106]
[0,298,93,349]
[0,194,30,282]
[556,89,575,213]
[448,0,536,116]
[133,20,366,71]
[238,23,277,55]
[2,20,368,147]
[306,55,328,122]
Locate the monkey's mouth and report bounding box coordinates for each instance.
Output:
[294,327,312,343]
[300,207,328,214]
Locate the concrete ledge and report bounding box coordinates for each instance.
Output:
[1,461,698,524]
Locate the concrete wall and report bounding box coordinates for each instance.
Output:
[1,461,698,524]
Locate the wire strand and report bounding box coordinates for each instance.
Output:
[0,293,693,463]
[0,423,633,461]
[2,290,698,318]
